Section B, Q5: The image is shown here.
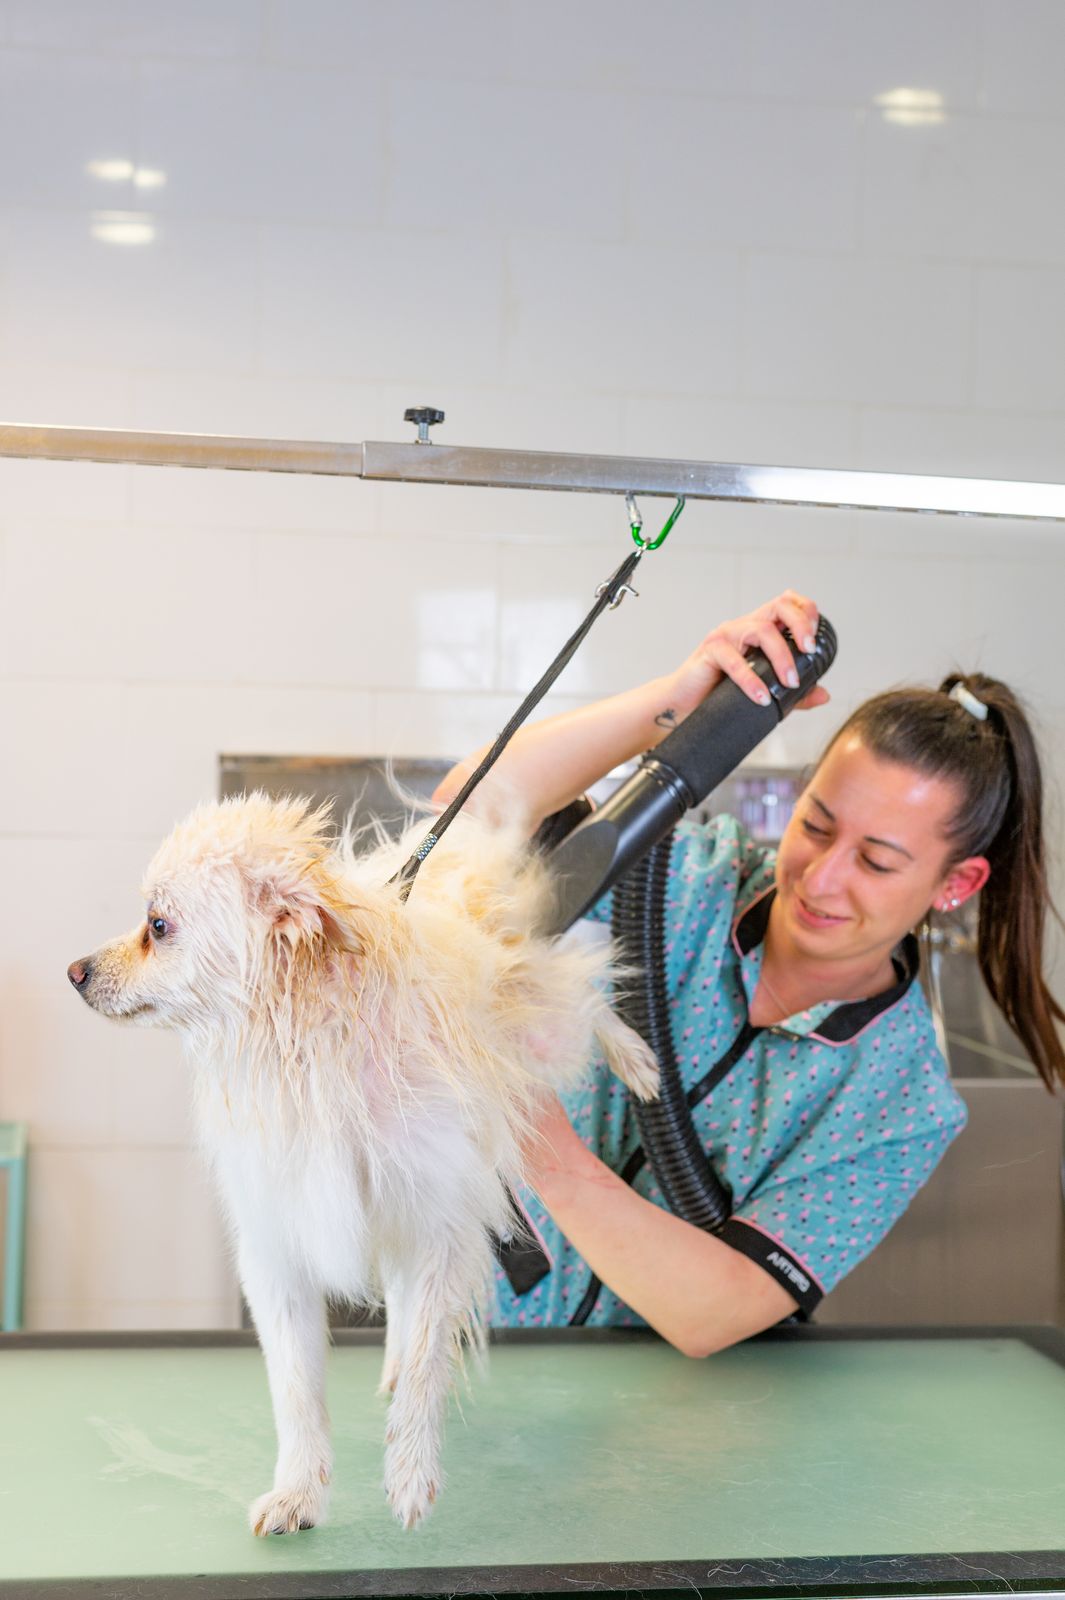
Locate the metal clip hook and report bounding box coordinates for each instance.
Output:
[595,577,640,610]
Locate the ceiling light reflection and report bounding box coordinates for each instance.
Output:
[86,157,135,181]
[90,211,155,246]
[86,158,168,190]
[874,87,946,126]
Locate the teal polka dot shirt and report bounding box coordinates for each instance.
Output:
[491,814,968,1326]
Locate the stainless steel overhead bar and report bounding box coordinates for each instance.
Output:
[0,423,363,477]
[1,421,1064,521]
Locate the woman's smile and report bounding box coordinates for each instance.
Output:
[791,892,850,931]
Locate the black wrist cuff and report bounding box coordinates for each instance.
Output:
[718,1219,822,1318]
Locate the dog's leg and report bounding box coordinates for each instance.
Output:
[240,1250,333,1537]
[378,1279,410,1397]
[382,1241,486,1529]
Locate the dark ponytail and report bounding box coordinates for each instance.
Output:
[832,674,1065,1093]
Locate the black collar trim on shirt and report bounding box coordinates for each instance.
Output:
[733,887,919,1045]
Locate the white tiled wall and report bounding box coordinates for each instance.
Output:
[0,0,1063,1330]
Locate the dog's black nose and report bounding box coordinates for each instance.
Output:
[67,958,93,990]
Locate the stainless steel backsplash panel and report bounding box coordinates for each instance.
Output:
[819,1079,1065,1327]
[219,754,454,843]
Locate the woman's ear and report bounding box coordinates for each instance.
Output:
[933,855,991,913]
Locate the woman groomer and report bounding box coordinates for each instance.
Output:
[434,591,1065,1356]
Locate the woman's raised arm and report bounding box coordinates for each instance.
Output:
[432,590,826,827]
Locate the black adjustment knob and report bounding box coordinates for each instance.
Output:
[404,406,445,443]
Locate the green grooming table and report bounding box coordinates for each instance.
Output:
[1,1327,1063,1599]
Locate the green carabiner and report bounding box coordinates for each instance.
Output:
[628,493,685,551]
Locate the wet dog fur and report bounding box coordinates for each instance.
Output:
[68,793,658,1533]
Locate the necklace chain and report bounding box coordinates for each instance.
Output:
[757,962,797,1018]
[758,953,896,1018]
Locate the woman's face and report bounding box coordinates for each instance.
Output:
[774,733,980,970]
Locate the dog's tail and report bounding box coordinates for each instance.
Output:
[593,1010,661,1104]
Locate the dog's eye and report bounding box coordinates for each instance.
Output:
[149,917,169,940]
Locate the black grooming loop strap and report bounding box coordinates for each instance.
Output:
[389,547,643,900]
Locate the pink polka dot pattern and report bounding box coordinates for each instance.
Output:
[491,815,967,1328]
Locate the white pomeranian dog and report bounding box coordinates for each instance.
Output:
[68,793,658,1535]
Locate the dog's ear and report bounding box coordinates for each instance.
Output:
[245,857,351,950]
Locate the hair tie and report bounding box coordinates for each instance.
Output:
[950,682,988,722]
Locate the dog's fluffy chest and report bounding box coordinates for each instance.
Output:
[195,1068,501,1299]
[210,1123,375,1294]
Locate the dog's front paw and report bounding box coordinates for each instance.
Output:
[599,1017,662,1103]
[384,1448,439,1529]
[249,1475,329,1537]
[624,1050,660,1103]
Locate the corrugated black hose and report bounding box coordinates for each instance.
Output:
[611,834,733,1231]
[535,620,837,1323]
[565,834,737,1325]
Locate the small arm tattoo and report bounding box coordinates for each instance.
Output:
[653,708,678,729]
